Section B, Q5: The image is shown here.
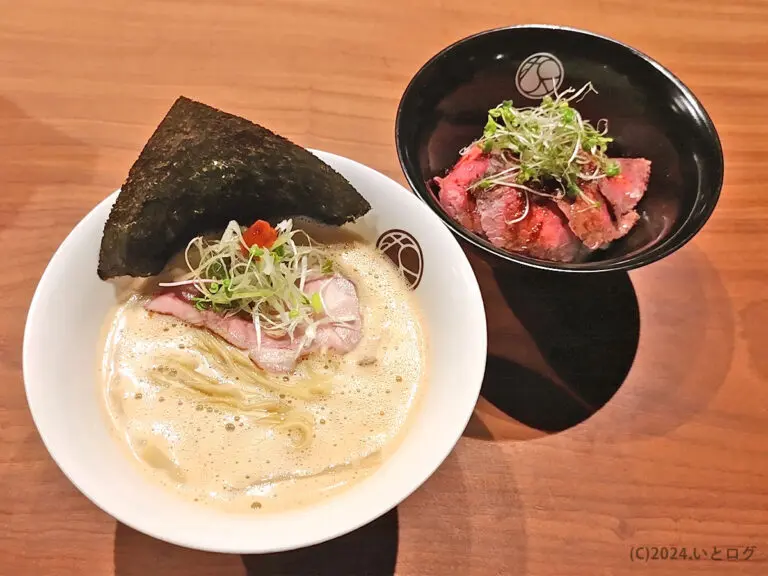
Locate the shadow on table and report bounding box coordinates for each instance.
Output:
[111,445,529,576]
[463,248,640,438]
[463,244,734,442]
[587,246,735,441]
[396,441,527,575]
[113,522,244,575]
[113,510,399,576]
[0,96,96,232]
[0,96,97,372]
[740,299,768,383]
[241,509,398,576]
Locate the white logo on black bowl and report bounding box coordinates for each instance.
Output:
[515,52,564,99]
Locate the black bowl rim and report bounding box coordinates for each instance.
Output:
[395,24,725,273]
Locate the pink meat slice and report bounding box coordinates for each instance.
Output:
[145,274,362,373]
[434,145,489,233]
[556,184,640,250]
[598,158,651,215]
[247,275,363,371]
[475,187,584,263]
[146,289,258,350]
[248,336,303,374]
[301,275,362,353]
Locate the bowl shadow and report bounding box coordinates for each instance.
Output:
[113,522,245,575]
[0,95,97,233]
[112,510,399,576]
[241,509,399,576]
[464,247,640,438]
[3,95,97,374]
[464,243,733,442]
[396,440,526,575]
[740,300,768,383]
[585,245,734,441]
[112,445,526,576]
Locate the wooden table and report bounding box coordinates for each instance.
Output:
[2,1,767,574]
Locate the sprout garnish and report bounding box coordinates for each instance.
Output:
[465,82,620,206]
[159,219,340,351]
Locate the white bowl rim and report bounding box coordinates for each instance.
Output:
[22,149,488,553]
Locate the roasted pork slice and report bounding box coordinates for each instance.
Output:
[146,288,259,350]
[250,275,363,370]
[476,187,585,263]
[598,158,651,216]
[301,275,362,353]
[146,274,362,373]
[247,336,304,374]
[556,184,639,250]
[434,146,489,233]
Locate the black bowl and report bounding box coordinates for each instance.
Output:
[395,25,724,272]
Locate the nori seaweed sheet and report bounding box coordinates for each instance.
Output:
[97,96,371,279]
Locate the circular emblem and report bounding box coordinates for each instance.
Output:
[515,52,564,99]
[376,229,423,290]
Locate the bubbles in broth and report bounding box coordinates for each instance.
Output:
[100,241,427,513]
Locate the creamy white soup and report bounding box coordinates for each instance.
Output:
[100,242,426,513]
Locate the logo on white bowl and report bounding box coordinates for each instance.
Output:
[376,230,423,290]
[516,52,564,99]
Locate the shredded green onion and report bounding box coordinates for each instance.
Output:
[310,293,323,314]
[166,219,336,347]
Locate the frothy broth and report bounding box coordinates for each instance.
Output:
[100,241,426,513]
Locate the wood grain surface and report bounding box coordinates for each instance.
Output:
[2,0,768,574]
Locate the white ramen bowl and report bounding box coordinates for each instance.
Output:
[23,150,487,553]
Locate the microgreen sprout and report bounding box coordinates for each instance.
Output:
[159,219,340,350]
[465,82,620,202]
